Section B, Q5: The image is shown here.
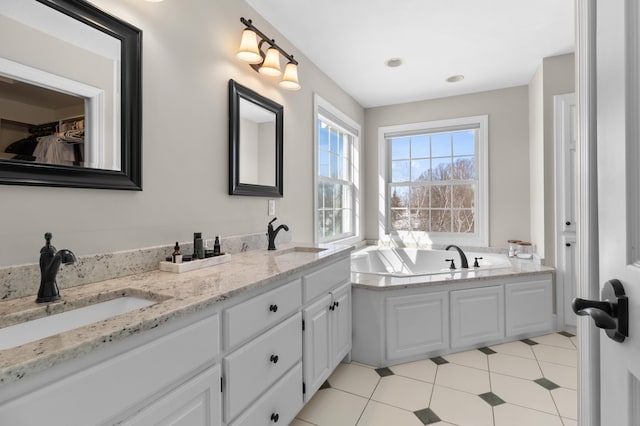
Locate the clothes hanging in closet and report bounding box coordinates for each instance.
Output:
[33,134,77,165]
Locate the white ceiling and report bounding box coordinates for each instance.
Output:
[245,0,575,108]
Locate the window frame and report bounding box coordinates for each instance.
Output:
[378,115,489,247]
[313,94,361,244]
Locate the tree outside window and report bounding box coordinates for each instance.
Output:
[389,129,477,234]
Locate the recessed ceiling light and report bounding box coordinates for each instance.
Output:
[386,58,403,68]
[446,74,464,83]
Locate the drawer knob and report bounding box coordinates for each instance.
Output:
[270,412,279,423]
[335,301,340,308]
[269,304,278,313]
[270,354,279,364]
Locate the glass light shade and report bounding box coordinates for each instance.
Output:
[279,62,301,90]
[259,47,282,76]
[236,29,263,64]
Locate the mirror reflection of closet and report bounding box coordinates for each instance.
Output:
[0,79,88,167]
[0,0,142,190]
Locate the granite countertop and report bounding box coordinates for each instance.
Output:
[351,257,554,290]
[0,243,352,386]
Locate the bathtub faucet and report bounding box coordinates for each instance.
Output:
[445,244,469,269]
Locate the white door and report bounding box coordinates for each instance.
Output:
[588,1,640,424]
[555,92,578,329]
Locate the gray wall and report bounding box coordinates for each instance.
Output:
[364,86,531,248]
[0,0,364,267]
[528,53,575,266]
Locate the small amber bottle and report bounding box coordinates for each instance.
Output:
[172,242,182,263]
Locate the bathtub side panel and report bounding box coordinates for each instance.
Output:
[351,288,385,367]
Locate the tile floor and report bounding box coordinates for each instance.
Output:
[292,332,577,426]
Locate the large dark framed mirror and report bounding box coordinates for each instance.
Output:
[229,79,283,197]
[0,0,142,190]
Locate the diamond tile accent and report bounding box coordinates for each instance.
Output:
[320,380,331,390]
[414,407,441,425]
[558,331,575,337]
[375,367,394,377]
[478,346,496,355]
[521,338,539,345]
[479,391,506,406]
[430,356,449,365]
[535,377,560,390]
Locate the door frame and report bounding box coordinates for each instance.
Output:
[575,0,600,425]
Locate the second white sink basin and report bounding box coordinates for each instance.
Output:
[0,296,157,351]
[275,246,327,256]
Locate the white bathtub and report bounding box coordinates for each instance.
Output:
[351,246,512,277]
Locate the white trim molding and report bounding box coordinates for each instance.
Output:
[312,94,362,245]
[377,115,489,247]
[576,0,600,425]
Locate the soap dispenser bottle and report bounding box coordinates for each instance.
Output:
[213,236,221,256]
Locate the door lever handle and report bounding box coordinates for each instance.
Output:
[573,306,617,330]
[572,279,628,342]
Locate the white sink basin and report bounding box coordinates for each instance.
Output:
[275,246,327,256]
[0,296,156,350]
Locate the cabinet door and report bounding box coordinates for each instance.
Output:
[302,294,332,401]
[450,286,504,348]
[505,279,553,337]
[385,292,449,360]
[330,282,351,369]
[121,365,221,426]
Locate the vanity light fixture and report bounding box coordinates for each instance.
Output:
[236,17,301,90]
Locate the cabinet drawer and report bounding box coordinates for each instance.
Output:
[229,363,303,426]
[0,314,220,426]
[224,313,302,422]
[224,279,301,349]
[121,365,222,426]
[302,258,350,303]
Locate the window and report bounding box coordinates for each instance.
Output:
[379,116,488,246]
[314,95,360,243]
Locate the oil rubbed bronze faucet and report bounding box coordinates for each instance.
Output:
[445,244,469,269]
[267,218,289,250]
[36,232,76,303]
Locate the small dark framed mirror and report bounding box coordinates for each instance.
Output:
[229,79,283,197]
[0,0,142,190]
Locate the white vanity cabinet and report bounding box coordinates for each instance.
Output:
[0,248,352,426]
[301,259,352,401]
[222,253,351,423]
[0,313,222,426]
